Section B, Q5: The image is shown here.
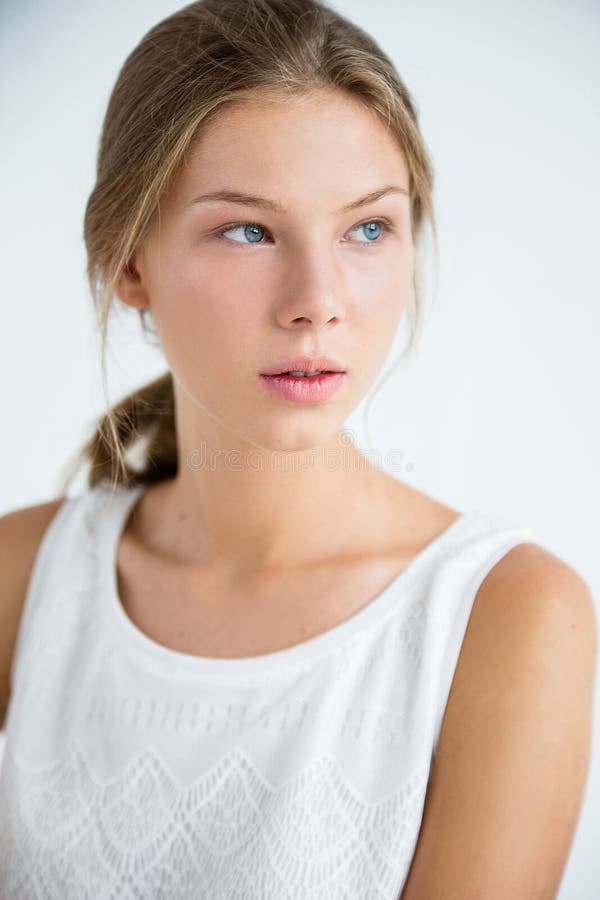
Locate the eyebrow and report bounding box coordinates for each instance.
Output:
[186,184,409,215]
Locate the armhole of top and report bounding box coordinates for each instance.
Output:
[431,527,538,759]
[9,493,78,696]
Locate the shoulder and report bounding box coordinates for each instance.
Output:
[450,542,597,754]
[0,496,69,568]
[384,477,460,520]
[465,542,596,670]
[0,496,68,719]
[381,477,463,545]
[401,542,597,899]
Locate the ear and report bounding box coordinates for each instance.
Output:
[115,256,151,310]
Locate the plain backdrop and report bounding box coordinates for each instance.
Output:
[1,0,599,895]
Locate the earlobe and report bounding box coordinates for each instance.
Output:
[115,259,150,310]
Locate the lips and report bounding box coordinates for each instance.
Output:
[259,370,346,403]
[260,355,346,376]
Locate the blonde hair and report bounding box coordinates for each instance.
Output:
[59,0,438,496]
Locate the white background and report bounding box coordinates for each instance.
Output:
[1,0,599,895]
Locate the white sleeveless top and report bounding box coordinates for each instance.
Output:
[0,481,537,898]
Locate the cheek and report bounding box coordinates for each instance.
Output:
[352,258,411,323]
[151,274,258,375]
[350,266,411,367]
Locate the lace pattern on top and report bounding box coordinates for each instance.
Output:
[0,738,430,899]
[0,483,538,899]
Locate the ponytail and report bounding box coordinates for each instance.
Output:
[58,371,177,495]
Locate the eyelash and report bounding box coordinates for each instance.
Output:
[213,216,396,248]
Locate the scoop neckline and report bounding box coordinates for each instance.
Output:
[98,481,471,677]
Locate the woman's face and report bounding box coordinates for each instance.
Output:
[125,89,414,453]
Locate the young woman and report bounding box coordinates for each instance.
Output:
[0,0,595,897]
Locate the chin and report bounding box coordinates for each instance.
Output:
[244,418,345,459]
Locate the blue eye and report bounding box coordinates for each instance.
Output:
[358,221,384,241]
[215,217,395,246]
[221,223,266,243]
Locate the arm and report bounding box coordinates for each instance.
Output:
[401,542,597,900]
[0,498,67,727]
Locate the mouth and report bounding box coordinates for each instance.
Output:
[260,356,346,377]
[268,370,336,378]
[258,369,346,403]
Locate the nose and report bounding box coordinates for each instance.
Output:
[274,257,347,330]
[286,304,342,328]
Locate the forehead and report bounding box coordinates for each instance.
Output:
[198,88,387,136]
[171,90,409,209]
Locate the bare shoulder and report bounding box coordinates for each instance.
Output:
[380,476,463,543]
[0,496,68,723]
[401,542,597,900]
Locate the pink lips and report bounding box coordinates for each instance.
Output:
[260,355,345,376]
[259,371,346,403]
